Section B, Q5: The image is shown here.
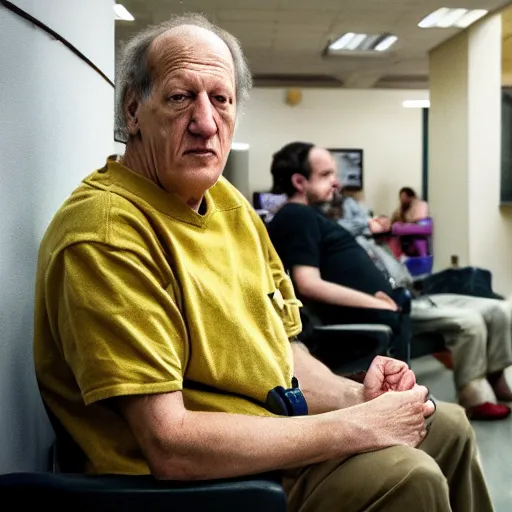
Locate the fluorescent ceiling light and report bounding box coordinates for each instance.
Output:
[436,8,468,27]
[403,100,430,108]
[455,9,488,28]
[328,33,397,53]
[375,35,398,52]
[418,7,450,27]
[346,34,367,50]
[329,33,356,51]
[114,4,134,21]
[418,7,487,29]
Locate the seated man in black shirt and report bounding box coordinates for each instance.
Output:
[268,143,403,339]
[268,141,512,420]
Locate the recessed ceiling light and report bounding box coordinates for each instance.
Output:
[375,35,398,52]
[327,33,397,53]
[418,7,487,29]
[114,4,134,21]
[456,9,489,28]
[403,100,431,108]
[329,33,356,51]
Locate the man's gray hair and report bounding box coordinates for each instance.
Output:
[114,13,252,142]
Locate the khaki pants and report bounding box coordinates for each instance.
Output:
[412,294,512,389]
[283,402,493,512]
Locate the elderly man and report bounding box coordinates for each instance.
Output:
[34,14,493,512]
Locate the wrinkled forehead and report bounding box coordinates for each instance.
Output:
[147,25,235,84]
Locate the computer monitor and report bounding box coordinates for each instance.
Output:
[328,148,363,190]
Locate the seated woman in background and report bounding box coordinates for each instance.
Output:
[390,187,430,259]
[330,187,391,237]
[391,186,429,224]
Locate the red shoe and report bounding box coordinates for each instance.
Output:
[466,402,511,421]
[432,350,454,370]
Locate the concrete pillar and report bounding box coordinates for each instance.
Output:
[0,0,115,471]
[429,13,512,295]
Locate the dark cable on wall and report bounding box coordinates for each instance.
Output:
[0,0,114,88]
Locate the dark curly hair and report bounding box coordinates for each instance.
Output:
[399,187,417,198]
[270,142,315,197]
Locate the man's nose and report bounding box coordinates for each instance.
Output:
[188,93,218,138]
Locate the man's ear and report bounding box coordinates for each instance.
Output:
[124,87,141,136]
[291,173,307,194]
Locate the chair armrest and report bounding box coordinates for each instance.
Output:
[310,324,393,374]
[0,472,287,512]
[313,324,393,334]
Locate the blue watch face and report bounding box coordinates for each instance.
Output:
[284,387,308,416]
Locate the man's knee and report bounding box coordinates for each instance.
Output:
[338,446,448,506]
[427,401,474,449]
[459,312,487,340]
[375,447,449,506]
[490,300,512,326]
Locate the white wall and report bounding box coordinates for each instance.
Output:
[0,0,115,472]
[234,88,428,216]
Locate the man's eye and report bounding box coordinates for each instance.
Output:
[214,95,227,104]
[169,94,187,103]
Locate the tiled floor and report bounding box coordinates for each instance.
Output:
[411,356,512,512]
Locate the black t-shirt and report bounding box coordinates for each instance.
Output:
[268,203,392,297]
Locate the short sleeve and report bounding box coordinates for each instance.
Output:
[269,207,322,271]
[47,242,187,405]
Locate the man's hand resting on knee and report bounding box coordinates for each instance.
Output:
[364,355,417,399]
[363,355,435,417]
[292,346,435,450]
[338,385,435,451]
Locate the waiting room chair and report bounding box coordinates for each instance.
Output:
[298,302,394,374]
[391,217,434,280]
[0,404,287,511]
[0,472,286,511]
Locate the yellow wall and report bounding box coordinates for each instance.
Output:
[429,32,470,271]
[502,6,512,85]
[430,13,512,296]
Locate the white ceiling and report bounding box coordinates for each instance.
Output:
[116,0,512,89]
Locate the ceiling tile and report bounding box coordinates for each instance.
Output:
[117,0,512,90]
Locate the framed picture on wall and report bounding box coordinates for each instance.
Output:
[328,148,364,190]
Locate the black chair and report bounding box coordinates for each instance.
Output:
[298,303,393,374]
[0,472,286,511]
[411,331,446,359]
[0,405,287,511]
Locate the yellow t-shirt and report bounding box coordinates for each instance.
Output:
[34,157,302,474]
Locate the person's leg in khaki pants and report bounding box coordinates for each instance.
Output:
[283,402,493,512]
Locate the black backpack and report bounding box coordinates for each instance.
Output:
[420,267,503,300]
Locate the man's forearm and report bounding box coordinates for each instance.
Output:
[302,278,386,309]
[127,394,367,481]
[292,342,364,414]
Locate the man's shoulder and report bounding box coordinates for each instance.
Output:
[40,174,152,259]
[271,202,318,224]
